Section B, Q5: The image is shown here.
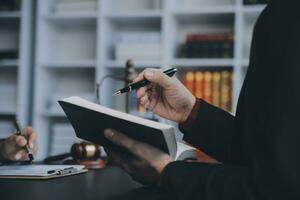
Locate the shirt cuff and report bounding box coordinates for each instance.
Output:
[179,98,201,130]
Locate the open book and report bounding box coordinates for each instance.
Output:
[0,165,87,180]
[59,96,196,161]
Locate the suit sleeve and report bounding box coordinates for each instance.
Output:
[159,162,248,200]
[160,1,300,199]
[179,99,235,163]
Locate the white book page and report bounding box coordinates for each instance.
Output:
[175,142,197,161]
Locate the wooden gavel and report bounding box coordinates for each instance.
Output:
[71,142,101,160]
[44,142,102,163]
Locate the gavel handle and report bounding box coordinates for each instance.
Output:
[43,153,71,163]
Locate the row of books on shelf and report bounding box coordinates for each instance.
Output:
[183,69,233,112]
[178,33,234,59]
[244,0,270,5]
[0,0,20,11]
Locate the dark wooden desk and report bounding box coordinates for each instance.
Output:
[0,166,168,200]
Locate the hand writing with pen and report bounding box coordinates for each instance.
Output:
[0,127,38,162]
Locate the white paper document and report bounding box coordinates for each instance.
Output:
[0,165,87,179]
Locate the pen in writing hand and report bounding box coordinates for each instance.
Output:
[113,68,178,96]
[13,119,34,163]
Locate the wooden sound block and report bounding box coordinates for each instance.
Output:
[63,158,107,169]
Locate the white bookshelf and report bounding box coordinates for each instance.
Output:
[34,0,266,159]
[0,0,34,134]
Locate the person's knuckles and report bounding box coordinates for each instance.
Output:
[15,136,27,147]
[133,69,148,83]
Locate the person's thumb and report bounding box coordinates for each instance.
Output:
[144,69,173,89]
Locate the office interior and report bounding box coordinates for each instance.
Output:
[0,0,267,161]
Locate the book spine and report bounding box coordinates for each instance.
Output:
[182,69,233,112]
[184,72,195,95]
[203,71,212,103]
[212,71,221,108]
[194,72,204,99]
[180,32,234,58]
[220,71,232,111]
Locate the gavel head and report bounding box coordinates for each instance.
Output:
[71,142,101,161]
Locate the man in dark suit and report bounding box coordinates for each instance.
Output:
[0,127,37,162]
[103,0,300,199]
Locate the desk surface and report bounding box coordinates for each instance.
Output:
[0,166,167,200]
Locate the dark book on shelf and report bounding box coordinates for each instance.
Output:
[0,0,20,11]
[178,33,234,59]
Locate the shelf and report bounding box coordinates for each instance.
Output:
[0,11,21,18]
[104,10,162,18]
[43,14,97,26]
[173,5,236,15]
[44,12,97,19]
[0,109,17,119]
[0,110,16,116]
[172,58,235,67]
[0,59,19,67]
[41,60,96,69]
[107,15,162,27]
[242,5,266,14]
[105,60,162,69]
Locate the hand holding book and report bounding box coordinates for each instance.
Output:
[104,128,173,186]
[134,68,196,123]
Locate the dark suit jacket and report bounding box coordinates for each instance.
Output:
[159,0,300,199]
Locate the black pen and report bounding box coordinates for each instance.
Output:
[14,119,34,163]
[113,68,178,96]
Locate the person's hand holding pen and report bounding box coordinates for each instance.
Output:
[0,127,37,162]
[133,68,196,123]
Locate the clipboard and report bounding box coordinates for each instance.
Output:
[0,165,88,180]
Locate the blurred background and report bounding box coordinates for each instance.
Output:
[0,0,268,160]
